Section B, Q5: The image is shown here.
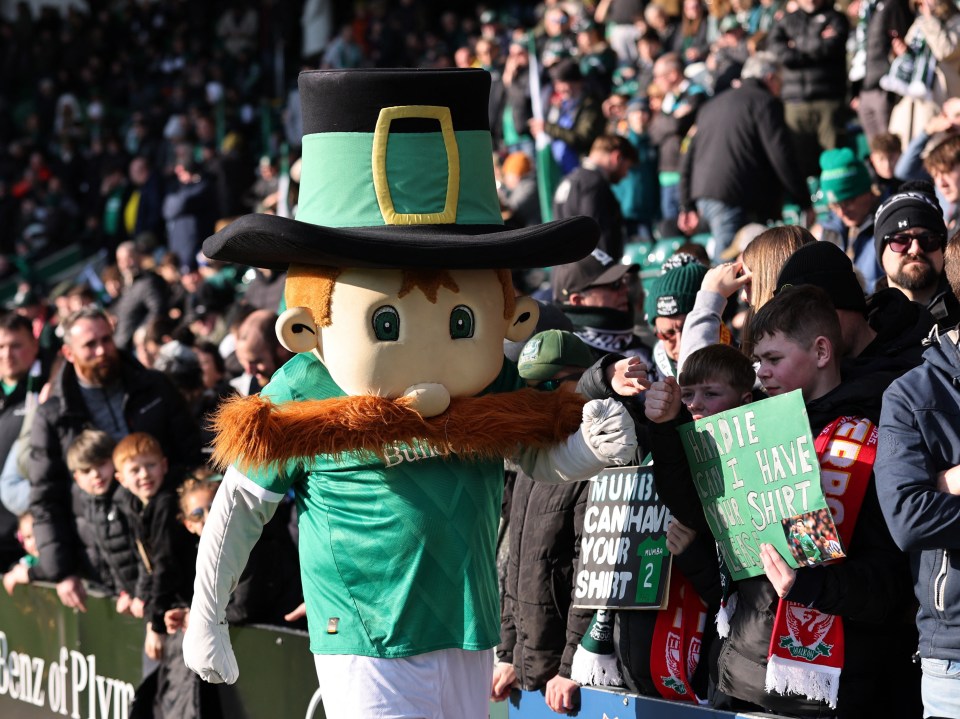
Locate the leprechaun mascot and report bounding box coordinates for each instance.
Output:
[182,69,638,718]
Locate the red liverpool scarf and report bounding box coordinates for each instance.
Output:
[650,569,709,702]
[764,416,877,708]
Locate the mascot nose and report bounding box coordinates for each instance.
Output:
[402,383,451,418]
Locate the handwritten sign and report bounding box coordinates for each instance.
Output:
[574,465,673,609]
[679,391,843,581]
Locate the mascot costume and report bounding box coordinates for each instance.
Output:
[182,68,638,718]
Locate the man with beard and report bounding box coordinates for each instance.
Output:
[0,313,44,570]
[28,307,200,611]
[874,182,960,329]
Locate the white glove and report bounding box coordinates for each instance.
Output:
[182,466,279,684]
[581,397,637,466]
[518,398,637,483]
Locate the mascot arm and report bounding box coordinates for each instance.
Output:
[183,465,281,684]
[517,398,637,483]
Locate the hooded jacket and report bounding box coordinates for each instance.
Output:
[877,329,960,663]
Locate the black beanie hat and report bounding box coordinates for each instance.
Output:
[776,241,867,315]
[873,181,947,260]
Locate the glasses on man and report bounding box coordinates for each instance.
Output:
[655,324,684,341]
[883,231,944,254]
[534,372,584,392]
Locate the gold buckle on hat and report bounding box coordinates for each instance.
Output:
[372,105,460,225]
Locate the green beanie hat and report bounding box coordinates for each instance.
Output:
[644,262,708,322]
[518,330,595,381]
[819,148,872,204]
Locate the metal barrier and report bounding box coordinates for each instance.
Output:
[0,583,774,719]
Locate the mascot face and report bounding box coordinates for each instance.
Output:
[278,267,538,417]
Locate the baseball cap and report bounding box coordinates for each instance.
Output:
[552,249,639,302]
[518,329,596,381]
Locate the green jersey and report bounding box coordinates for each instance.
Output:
[243,354,523,657]
[791,530,822,562]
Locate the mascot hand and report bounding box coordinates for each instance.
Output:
[580,398,637,466]
[183,620,239,684]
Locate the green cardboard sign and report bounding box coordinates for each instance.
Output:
[679,390,843,581]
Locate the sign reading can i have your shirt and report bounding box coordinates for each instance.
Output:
[679,390,843,581]
[574,465,674,610]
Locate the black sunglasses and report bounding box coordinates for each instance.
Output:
[534,372,584,392]
[883,231,943,254]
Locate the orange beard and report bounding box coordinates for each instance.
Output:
[210,389,587,472]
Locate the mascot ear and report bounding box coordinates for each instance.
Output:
[276,307,321,355]
[505,296,540,343]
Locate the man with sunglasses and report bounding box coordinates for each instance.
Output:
[874,183,960,329]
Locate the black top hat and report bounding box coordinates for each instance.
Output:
[203,69,600,271]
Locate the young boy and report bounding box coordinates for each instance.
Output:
[645,343,755,536]
[113,432,195,661]
[65,430,142,615]
[723,285,917,717]
[2,512,39,595]
[641,343,756,702]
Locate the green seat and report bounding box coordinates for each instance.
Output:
[644,237,685,272]
[622,241,653,267]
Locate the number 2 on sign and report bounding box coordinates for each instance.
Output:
[635,537,666,605]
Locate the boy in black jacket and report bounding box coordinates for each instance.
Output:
[112,432,195,661]
[730,285,917,718]
[65,430,142,614]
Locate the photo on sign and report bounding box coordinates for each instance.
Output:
[781,509,844,568]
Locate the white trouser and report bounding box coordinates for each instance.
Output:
[313,648,494,719]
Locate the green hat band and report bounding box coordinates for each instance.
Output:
[297,123,503,228]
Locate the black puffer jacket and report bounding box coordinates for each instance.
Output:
[496,358,641,689]
[497,474,593,688]
[769,6,849,103]
[73,481,140,596]
[28,353,202,582]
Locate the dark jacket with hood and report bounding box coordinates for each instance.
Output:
[877,329,960,664]
[28,353,201,582]
[838,288,935,416]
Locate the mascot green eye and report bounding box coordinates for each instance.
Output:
[450,305,475,339]
[372,306,400,341]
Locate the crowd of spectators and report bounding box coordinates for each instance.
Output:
[5,0,960,716]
